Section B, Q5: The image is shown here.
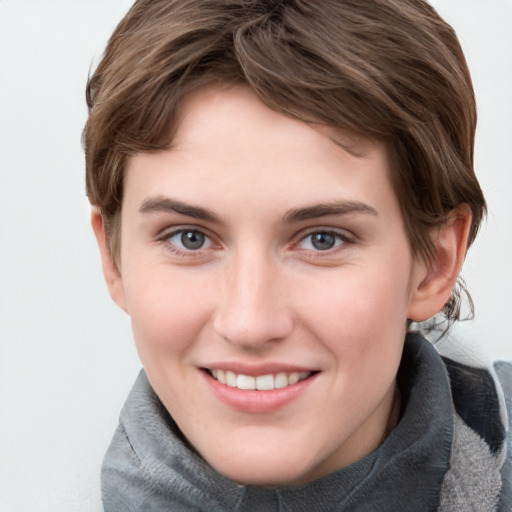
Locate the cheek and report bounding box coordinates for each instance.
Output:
[298,264,411,363]
[123,267,214,359]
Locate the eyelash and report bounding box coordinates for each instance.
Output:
[296,229,353,255]
[158,228,216,258]
[157,226,354,259]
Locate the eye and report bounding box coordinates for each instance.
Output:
[166,229,212,251]
[298,230,348,251]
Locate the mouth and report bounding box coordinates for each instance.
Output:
[205,368,314,390]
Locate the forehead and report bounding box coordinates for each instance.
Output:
[123,84,399,225]
[174,84,377,155]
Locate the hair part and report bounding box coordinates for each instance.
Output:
[84,0,486,324]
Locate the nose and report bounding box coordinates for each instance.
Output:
[212,251,294,350]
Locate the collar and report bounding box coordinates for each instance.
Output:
[102,333,455,511]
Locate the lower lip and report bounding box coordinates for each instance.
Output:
[202,371,317,413]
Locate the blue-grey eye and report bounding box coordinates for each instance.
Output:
[299,231,346,251]
[312,232,335,250]
[168,230,211,250]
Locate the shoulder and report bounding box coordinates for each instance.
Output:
[433,332,511,510]
[494,360,512,511]
[442,356,507,455]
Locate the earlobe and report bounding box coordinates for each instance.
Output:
[407,205,472,322]
[90,208,129,313]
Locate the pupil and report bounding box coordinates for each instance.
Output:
[181,231,204,250]
[311,232,335,250]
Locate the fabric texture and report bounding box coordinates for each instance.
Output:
[102,333,511,511]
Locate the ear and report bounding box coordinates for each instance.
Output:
[90,207,128,313]
[407,205,472,322]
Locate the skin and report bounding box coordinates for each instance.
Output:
[93,85,471,486]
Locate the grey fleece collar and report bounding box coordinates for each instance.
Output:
[101,333,510,511]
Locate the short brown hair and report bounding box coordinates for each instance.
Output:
[84,0,486,322]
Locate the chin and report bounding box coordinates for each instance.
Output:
[206,450,321,487]
[222,467,306,487]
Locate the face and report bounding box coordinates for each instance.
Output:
[112,85,428,485]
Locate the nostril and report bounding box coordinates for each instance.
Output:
[212,305,294,349]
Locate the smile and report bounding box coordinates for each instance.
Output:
[208,369,312,390]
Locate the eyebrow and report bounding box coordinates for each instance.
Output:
[283,201,378,223]
[139,196,378,224]
[139,197,222,223]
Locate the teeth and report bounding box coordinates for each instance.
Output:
[274,373,289,389]
[210,369,312,390]
[225,370,237,387]
[237,374,256,390]
[256,374,274,390]
[288,372,300,385]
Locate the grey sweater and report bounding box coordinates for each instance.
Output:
[102,333,511,511]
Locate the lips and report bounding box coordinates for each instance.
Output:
[203,366,318,413]
[209,369,312,390]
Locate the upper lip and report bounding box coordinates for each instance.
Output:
[201,362,318,376]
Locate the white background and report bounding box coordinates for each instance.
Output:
[0,1,511,511]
